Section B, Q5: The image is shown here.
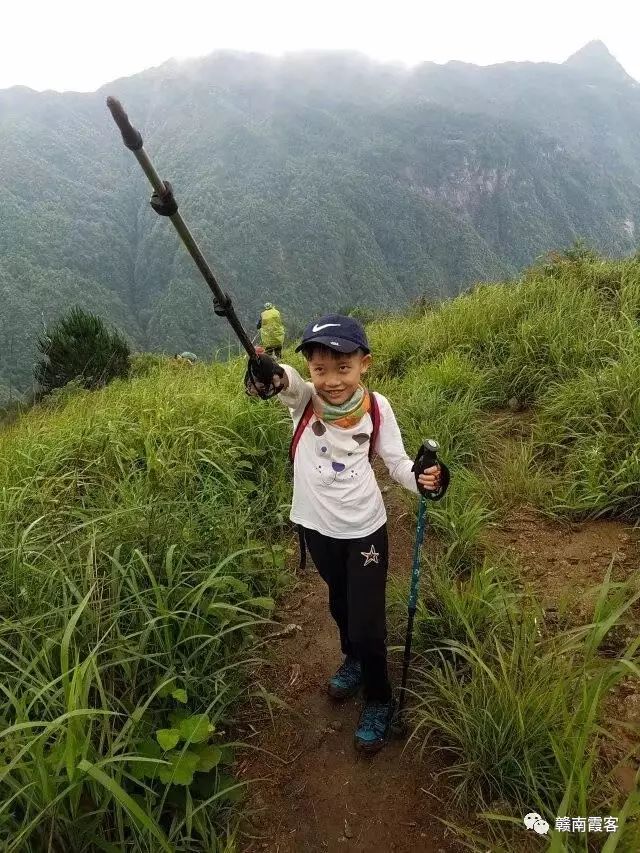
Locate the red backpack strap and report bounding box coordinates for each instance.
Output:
[289,398,315,463]
[368,390,380,461]
[290,393,379,462]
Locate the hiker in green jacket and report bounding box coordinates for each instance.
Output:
[257,302,285,359]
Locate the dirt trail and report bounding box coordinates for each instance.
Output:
[234,412,640,851]
[237,484,460,853]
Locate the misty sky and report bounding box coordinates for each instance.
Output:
[2,0,639,92]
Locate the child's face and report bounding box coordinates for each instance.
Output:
[306,349,372,406]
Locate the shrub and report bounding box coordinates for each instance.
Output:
[35,307,131,394]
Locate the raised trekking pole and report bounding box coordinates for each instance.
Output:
[392,438,445,737]
[105,97,279,398]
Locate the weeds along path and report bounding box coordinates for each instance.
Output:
[236,484,460,853]
[483,408,640,799]
[235,407,640,851]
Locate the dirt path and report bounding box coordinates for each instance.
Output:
[236,483,460,853]
[233,415,640,851]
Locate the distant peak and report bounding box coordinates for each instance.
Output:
[564,40,633,82]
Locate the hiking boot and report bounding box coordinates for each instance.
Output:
[327,656,362,700]
[354,698,394,753]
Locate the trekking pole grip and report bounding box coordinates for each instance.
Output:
[106,96,143,151]
[419,438,439,471]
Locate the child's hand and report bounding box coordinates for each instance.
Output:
[417,464,441,493]
[245,372,286,397]
[244,354,286,398]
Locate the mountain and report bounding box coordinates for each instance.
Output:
[1,43,639,397]
[564,40,635,84]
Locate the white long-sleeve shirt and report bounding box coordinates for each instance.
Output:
[279,365,418,539]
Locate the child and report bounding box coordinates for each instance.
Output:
[245,313,448,753]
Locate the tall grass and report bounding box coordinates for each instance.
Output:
[405,563,640,849]
[375,252,640,849]
[0,365,294,850]
[3,249,640,850]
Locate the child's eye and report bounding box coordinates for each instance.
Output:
[340,366,349,372]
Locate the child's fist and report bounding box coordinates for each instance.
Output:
[244,354,285,398]
[417,464,441,493]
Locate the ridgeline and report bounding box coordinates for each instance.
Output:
[2,42,640,397]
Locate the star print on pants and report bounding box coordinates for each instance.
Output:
[360,545,379,566]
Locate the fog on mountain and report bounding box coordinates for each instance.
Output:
[1,42,639,397]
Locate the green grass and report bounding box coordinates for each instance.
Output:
[3,248,640,850]
[376,251,640,849]
[0,364,294,851]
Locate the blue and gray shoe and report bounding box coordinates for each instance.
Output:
[354,698,394,753]
[327,656,362,700]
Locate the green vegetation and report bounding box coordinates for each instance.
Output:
[376,250,640,848]
[35,307,131,394]
[2,42,640,397]
[1,251,640,849]
[0,361,293,851]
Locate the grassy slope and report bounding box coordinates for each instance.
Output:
[372,249,640,850]
[1,249,639,850]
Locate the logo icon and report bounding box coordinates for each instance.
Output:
[312,323,341,332]
[360,545,380,566]
[524,813,550,835]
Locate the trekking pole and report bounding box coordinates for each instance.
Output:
[392,438,442,737]
[106,96,257,362]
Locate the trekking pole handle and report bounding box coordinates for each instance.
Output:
[106,97,143,152]
[411,438,443,499]
[417,438,439,471]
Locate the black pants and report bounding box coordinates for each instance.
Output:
[302,524,392,702]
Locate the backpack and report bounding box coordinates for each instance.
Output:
[289,390,380,571]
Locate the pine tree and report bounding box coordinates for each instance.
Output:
[35,307,130,394]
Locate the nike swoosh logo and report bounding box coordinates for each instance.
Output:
[312,323,341,332]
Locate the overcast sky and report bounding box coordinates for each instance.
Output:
[2,0,639,92]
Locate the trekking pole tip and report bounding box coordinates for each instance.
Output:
[106,96,143,151]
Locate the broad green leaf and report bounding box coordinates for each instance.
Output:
[137,738,163,759]
[218,576,250,595]
[179,715,212,744]
[156,677,176,698]
[156,729,181,751]
[271,550,286,568]
[158,750,200,786]
[129,738,164,779]
[169,709,191,728]
[217,773,246,803]
[219,745,235,765]
[171,688,188,703]
[194,744,222,771]
[129,757,166,781]
[247,597,275,611]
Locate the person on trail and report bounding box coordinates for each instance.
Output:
[244,314,449,754]
[172,352,198,369]
[257,302,285,360]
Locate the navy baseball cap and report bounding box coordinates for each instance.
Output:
[295,314,370,354]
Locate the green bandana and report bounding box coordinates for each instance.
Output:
[312,386,370,428]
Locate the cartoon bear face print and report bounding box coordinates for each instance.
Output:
[312,420,369,486]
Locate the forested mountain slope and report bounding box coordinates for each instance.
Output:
[1,41,639,396]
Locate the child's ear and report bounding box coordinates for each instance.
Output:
[360,354,372,374]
